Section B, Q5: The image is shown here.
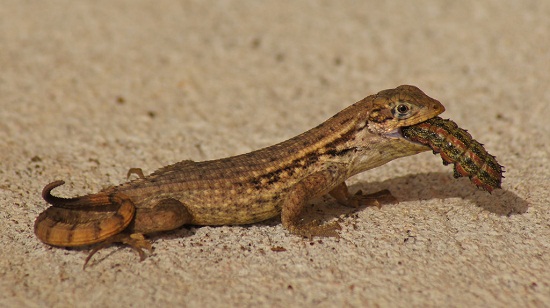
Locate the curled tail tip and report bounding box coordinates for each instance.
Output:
[41,180,115,208]
[42,180,67,205]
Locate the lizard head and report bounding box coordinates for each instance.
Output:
[345,85,446,175]
[366,85,445,136]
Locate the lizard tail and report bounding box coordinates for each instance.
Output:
[35,180,136,247]
[42,180,114,208]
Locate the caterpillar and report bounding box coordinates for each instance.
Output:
[402,116,504,192]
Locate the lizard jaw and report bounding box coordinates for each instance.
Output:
[383,127,429,148]
[383,128,403,139]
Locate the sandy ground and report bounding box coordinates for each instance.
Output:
[1,1,549,307]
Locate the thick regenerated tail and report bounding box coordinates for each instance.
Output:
[35,181,136,247]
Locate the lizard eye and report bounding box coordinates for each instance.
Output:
[392,102,414,119]
[397,104,409,114]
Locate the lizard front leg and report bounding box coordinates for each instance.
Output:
[281,168,344,238]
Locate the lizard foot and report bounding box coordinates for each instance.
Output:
[329,183,397,208]
[127,168,145,179]
[84,233,153,269]
[347,189,398,209]
[289,220,342,239]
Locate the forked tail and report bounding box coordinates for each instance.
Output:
[35,180,136,247]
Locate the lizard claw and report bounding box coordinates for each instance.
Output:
[125,233,153,261]
[329,183,397,209]
[289,219,342,238]
[83,233,153,269]
[348,189,398,209]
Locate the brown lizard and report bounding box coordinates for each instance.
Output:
[34,85,445,264]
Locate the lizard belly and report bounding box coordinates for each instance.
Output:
[132,191,283,226]
[189,199,281,225]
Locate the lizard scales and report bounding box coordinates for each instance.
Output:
[35,85,445,262]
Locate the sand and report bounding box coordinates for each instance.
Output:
[1,1,549,307]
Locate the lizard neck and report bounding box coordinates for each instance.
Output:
[294,99,429,178]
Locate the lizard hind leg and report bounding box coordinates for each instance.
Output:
[131,198,193,234]
[84,198,192,268]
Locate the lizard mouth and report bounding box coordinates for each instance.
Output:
[384,128,404,139]
[384,128,413,141]
[384,127,428,148]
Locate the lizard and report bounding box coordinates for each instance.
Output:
[34,85,445,264]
